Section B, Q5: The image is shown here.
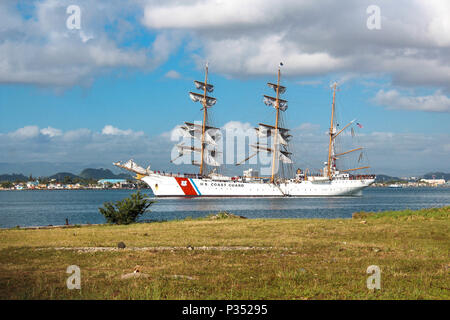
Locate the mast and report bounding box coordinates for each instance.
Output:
[236,63,291,176]
[270,67,281,183]
[199,64,208,176]
[327,82,337,179]
[185,63,219,174]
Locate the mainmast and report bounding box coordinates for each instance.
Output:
[199,64,209,176]
[270,67,281,183]
[242,63,292,183]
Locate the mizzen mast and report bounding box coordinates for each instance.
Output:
[327,82,337,179]
[325,82,371,177]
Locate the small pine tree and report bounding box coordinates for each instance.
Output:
[99,191,154,225]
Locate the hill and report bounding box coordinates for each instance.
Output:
[422,172,450,180]
[79,168,131,180]
[374,174,402,183]
[0,173,29,182]
[48,172,81,182]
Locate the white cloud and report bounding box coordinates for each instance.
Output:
[8,126,40,139]
[40,127,62,137]
[164,70,182,79]
[424,0,450,47]
[222,121,253,132]
[3,0,450,92]
[1,125,164,166]
[0,0,177,87]
[141,0,450,90]
[373,90,450,113]
[1,123,449,176]
[142,0,271,29]
[62,128,92,142]
[101,125,144,136]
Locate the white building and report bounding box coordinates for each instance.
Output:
[420,179,446,186]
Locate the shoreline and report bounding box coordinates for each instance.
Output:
[2,204,449,231]
[1,185,449,191]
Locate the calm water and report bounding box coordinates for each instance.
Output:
[0,188,449,228]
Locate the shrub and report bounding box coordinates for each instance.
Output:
[99,191,154,225]
[207,211,247,220]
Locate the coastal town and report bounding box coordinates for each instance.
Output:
[0,178,145,190]
[0,168,149,190]
[371,178,449,188]
[1,174,448,190]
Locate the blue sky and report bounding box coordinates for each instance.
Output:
[1,0,449,176]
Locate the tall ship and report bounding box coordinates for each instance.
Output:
[114,63,375,197]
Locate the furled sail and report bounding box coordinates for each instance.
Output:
[205,149,221,166]
[255,124,291,146]
[175,144,201,155]
[174,143,221,166]
[189,92,217,107]
[194,81,214,93]
[263,95,288,111]
[279,150,293,163]
[267,82,286,94]
[250,143,272,153]
[113,159,150,175]
[250,144,292,163]
[180,122,221,146]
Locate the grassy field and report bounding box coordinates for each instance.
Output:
[0,207,448,299]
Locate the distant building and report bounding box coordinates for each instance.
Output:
[47,183,63,189]
[420,178,446,186]
[98,179,128,188]
[26,181,39,189]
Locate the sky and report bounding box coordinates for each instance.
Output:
[0,0,449,177]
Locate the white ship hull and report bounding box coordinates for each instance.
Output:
[141,173,374,197]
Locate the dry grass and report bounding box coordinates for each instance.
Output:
[0,206,449,299]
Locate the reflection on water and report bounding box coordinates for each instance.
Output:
[0,187,449,228]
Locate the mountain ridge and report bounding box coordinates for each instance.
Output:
[0,168,132,182]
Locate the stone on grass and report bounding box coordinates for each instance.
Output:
[118,242,126,249]
[171,275,195,280]
[121,272,149,280]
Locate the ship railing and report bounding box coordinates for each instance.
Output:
[349,174,376,180]
[153,171,212,179]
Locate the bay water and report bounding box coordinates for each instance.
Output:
[0,187,449,228]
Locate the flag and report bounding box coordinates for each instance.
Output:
[356,123,363,128]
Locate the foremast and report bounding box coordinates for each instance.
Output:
[172,63,221,175]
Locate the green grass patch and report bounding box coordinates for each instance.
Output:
[352,206,450,220]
